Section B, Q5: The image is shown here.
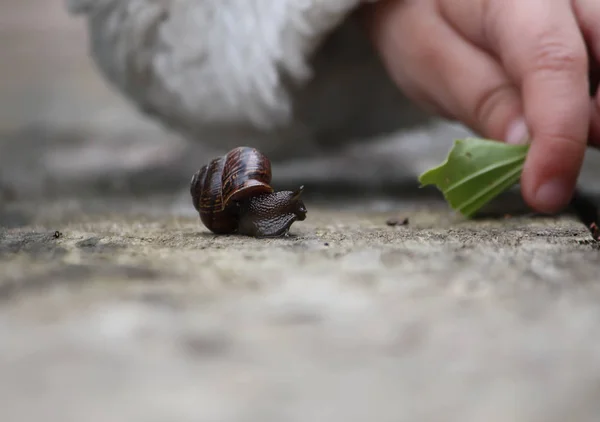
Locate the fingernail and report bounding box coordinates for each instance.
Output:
[505,117,530,145]
[534,178,572,213]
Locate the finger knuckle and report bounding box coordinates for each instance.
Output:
[473,83,513,129]
[536,132,586,164]
[481,0,499,41]
[531,37,587,74]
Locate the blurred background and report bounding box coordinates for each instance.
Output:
[0,0,464,204]
[2,0,600,215]
[0,0,198,204]
[0,0,151,133]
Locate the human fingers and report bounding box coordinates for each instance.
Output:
[361,0,453,116]
[364,0,522,141]
[573,0,600,147]
[417,20,523,143]
[485,0,590,213]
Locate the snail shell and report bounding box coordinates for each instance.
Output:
[190,146,307,237]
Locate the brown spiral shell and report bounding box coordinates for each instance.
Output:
[190,147,274,234]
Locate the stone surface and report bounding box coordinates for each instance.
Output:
[2,195,600,422]
[4,1,600,421]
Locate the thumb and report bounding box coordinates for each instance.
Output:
[486,0,590,213]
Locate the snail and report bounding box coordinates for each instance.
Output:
[190,146,307,237]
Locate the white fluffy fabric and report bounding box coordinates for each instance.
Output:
[66,0,432,159]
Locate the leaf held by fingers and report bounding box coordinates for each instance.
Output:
[418,137,530,218]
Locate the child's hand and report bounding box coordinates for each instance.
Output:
[363,0,599,213]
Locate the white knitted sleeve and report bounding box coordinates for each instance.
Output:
[66,0,373,133]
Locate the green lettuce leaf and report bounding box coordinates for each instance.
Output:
[418,137,530,218]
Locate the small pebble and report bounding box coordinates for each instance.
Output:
[386,217,409,227]
[590,222,599,241]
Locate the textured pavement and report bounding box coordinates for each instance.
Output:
[3,1,600,421]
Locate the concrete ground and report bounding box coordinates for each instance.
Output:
[3,1,600,422]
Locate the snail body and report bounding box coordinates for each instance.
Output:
[190,147,307,237]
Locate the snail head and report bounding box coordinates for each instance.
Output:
[286,185,307,221]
